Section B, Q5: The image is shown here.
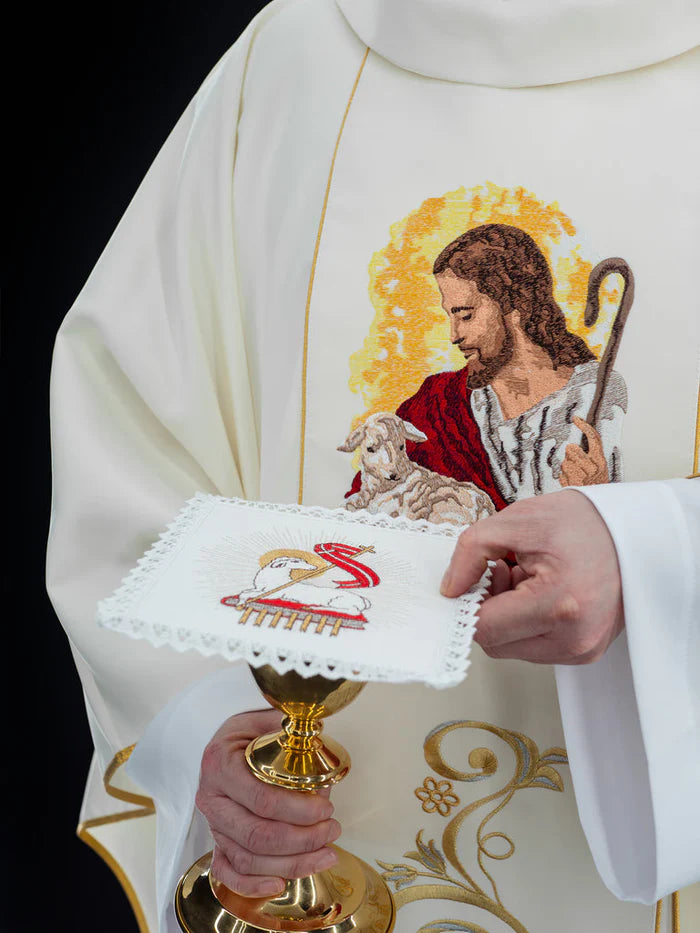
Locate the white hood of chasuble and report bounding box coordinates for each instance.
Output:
[244,7,700,933]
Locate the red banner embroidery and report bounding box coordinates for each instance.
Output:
[313,542,380,589]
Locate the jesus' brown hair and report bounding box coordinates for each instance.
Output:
[433,223,595,368]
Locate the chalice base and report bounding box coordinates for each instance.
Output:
[175,847,395,933]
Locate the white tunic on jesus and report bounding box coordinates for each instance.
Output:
[470,362,627,500]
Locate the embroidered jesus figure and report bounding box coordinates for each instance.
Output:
[344,222,630,517]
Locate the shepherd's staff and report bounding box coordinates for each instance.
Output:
[244,545,376,605]
[580,257,635,453]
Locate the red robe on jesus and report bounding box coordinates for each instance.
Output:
[345,368,509,511]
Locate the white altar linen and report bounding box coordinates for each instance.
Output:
[98,494,489,687]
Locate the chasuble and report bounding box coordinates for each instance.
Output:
[47,1,700,931]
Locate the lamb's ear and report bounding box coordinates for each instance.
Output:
[401,419,428,444]
[338,424,365,452]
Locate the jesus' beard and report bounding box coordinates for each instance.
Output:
[466,327,515,389]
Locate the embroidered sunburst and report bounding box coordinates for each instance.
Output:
[97,494,490,686]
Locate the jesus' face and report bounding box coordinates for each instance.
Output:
[436,269,514,389]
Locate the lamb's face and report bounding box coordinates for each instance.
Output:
[268,557,316,572]
[359,417,414,483]
[338,413,427,484]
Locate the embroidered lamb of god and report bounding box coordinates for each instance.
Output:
[221,543,380,636]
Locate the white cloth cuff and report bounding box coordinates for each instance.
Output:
[126,661,270,932]
[556,479,700,903]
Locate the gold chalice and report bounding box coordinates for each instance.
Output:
[175,664,396,933]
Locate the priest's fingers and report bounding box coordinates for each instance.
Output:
[489,559,512,596]
[487,559,528,597]
[476,583,616,663]
[199,711,334,827]
[473,586,568,648]
[210,846,286,898]
[510,565,528,587]
[480,631,608,665]
[202,747,335,826]
[201,794,341,856]
[212,831,338,888]
[441,508,532,597]
[444,491,624,664]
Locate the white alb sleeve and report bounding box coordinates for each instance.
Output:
[125,664,271,933]
[556,478,700,903]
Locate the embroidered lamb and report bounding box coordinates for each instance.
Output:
[339,412,495,526]
[238,556,370,615]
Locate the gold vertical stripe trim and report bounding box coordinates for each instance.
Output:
[76,745,155,933]
[691,384,700,477]
[655,899,663,933]
[297,46,370,505]
[653,892,682,933]
[672,891,680,933]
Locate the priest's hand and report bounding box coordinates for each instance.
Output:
[440,490,624,664]
[196,709,341,896]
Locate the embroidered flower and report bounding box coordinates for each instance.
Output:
[415,777,460,816]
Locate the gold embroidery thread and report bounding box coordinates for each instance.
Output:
[379,720,569,933]
[77,744,155,933]
[689,385,700,478]
[415,777,461,817]
[298,45,370,505]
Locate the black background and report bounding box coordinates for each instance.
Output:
[5,2,268,929]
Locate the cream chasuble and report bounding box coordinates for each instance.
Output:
[47,1,700,932]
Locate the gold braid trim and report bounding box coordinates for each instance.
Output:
[688,384,700,478]
[76,744,155,933]
[100,744,155,809]
[653,893,683,933]
[297,45,370,505]
[672,891,681,933]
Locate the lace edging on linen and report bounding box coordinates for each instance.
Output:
[97,494,491,688]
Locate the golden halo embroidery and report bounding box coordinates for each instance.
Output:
[378,720,569,933]
[220,541,379,636]
[415,778,461,817]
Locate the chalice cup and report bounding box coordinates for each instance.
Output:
[175,664,396,933]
